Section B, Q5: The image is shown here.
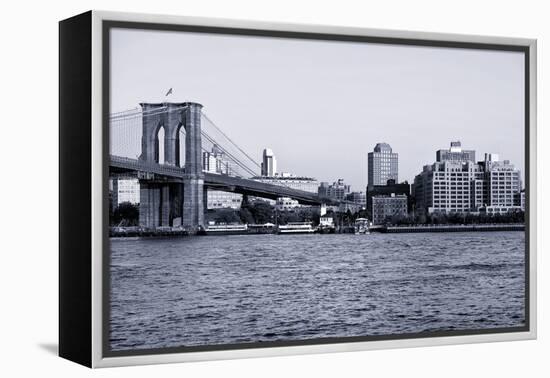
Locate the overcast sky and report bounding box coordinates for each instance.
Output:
[110,28,525,191]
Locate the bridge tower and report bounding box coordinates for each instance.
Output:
[181,102,205,232]
[138,102,204,233]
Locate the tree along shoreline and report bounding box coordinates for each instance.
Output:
[110,200,525,228]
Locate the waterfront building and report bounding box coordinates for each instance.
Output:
[261,148,277,177]
[413,142,522,215]
[318,179,351,200]
[207,190,242,209]
[112,177,140,206]
[368,143,398,189]
[481,155,522,209]
[366,179,411,213]
[275,197,300,211]
[372,193,408,224]
[470,178,487,210]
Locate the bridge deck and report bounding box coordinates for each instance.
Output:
[110,155,341,205]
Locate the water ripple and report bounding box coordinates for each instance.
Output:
[109,231,525,351]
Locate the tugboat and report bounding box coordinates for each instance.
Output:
[277,222,316,235]
[354,218,370,235]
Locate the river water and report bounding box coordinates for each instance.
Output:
[109,232,525,351]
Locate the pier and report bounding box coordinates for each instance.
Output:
[380,224,525,233]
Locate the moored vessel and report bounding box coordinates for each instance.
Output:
[204,223,248,235]
[354,218,370,235]
[277,222,316,235]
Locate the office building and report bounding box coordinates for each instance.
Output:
[206,190,243,209]
[414,159,481,214]
[479,154,522,214]
[372,194,408,224]
[413,142,522,215]
[261,148,277,177]
[275,197,300,211]
[368,143,398,189]
[367,179,411,213]
[483,156,522,207]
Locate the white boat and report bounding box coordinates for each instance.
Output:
[354,218,370,235]
[205,224,248,235]
[277,222,316,234]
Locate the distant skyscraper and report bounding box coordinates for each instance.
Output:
[368,143,398,189]
[261,148,277,177]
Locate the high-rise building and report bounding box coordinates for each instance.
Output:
[368,143,398,189]
[372,194,408,224]
[413,142,522,215]
[261,148,277,177]
[480,154,522,214]
[414,160,481,214]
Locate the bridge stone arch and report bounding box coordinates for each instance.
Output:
[156,125,165,164]
[140,102,187,166]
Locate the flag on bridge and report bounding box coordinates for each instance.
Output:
[165,87,173,97]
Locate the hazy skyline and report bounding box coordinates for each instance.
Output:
[110,28,525,190]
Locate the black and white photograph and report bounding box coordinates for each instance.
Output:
[105,22,528,355]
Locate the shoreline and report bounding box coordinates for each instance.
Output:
[109,223,525,238]
[380,224,524,233]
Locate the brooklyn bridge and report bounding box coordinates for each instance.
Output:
[109,102,343,233]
